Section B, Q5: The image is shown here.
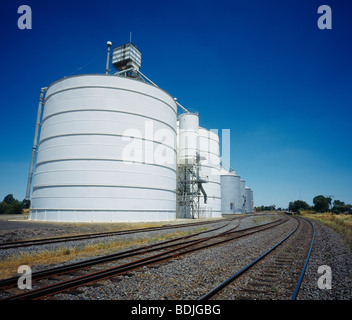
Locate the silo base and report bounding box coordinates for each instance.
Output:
[28,210,176,223]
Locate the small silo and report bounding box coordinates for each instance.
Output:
[220,169,236,214]
[245,186,252,213]
[29,43,178,222]
[198,127,222,218]
[220,169,242,214]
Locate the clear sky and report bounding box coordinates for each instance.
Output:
[0,0,351,209]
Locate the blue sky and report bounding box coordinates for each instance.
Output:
[0,0,351,209]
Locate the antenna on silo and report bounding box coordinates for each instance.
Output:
[130,32,132,43]
[105,41,112,74]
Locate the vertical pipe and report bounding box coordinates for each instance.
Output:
[25,87,46,202]
[105,41,112,74]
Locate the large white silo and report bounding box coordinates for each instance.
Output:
[220,169,242,214]
[198,127,222,218]
[29,74,177,222]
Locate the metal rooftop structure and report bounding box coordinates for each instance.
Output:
[112,42,142,71]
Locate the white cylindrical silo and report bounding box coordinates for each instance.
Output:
[177,113,199,165]
[220,169,235,214]
[29,74,177,222]
[245,186,252,213]
[220,169,242,214]
[198,127,221,218]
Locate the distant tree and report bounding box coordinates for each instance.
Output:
[289,200,310,213]
[0,194,23,215]
[0,201,8,215]
[332,200,350,214]
[3,194,15,204]
[256,205,276,212]
[313,195,331,213]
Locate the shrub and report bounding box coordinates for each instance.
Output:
[0,194,24,215]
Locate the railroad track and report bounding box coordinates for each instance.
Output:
[0,215,287,300]
[199,216,315,300]
[0,217,238,250]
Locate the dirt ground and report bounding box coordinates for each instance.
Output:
[0,214,216,243]
[0,215,177,243]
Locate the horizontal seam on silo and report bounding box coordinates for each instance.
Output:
[29,209,177,213]
[32,196,175,203]
[41,109,177,134]
[38,133,177,152]
[198,150,220,157]
[35,159,177,173]
[31,194,177,199]
[40,118,176,136]
[33,169,177,180]
[45,74,176,103]
[32,185,176,193]
[44,85,177,117]
[198,132,220,140]
[31,195,177,201]
[198,138,220,145]
[37,140,177,156]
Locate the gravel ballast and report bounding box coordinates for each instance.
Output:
[298,219,352,300]
[1,214,351,300]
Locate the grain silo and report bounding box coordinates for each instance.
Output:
[177,113,199,165]
[27,42,178,222]
[25,40,251,222]
[245,186,253,213]
[220,169,242,214]
[198,128,221,218]
[176,117,221,219]
[176,113,203,219]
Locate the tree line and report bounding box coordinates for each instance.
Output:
[0,194,28,215]
[288,195,352,214]
[1,193,351,216]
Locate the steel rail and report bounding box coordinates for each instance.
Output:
[2,217,286,300]
[290,217,315,300]
[0,217,237,250]
[0,218,234,287]
[198,216,300,300]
